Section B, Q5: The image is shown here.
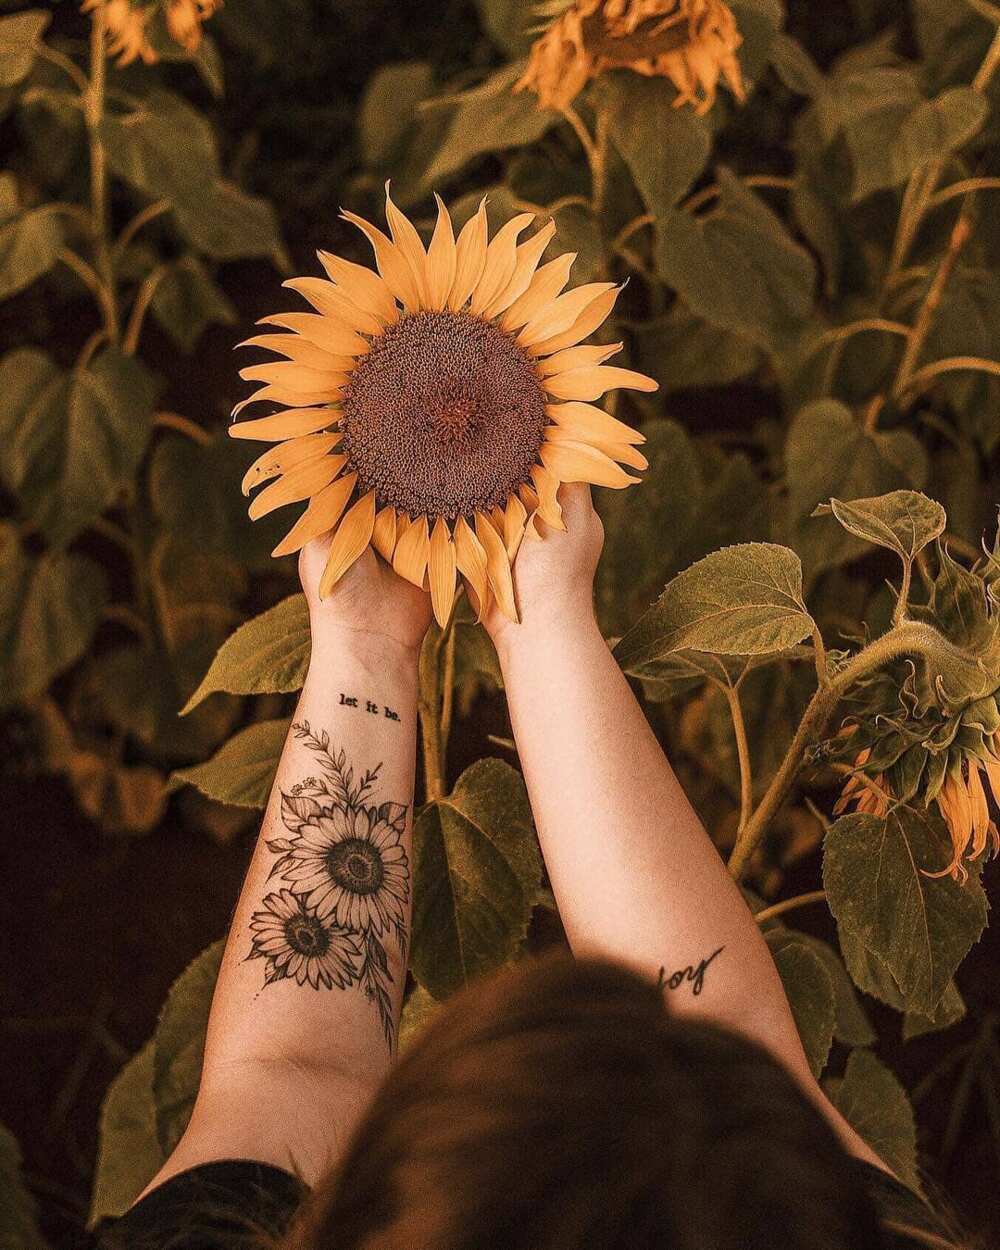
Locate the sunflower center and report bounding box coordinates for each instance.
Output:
[326,837,384,895]
[340,310,548,519]
[283,914,330,957]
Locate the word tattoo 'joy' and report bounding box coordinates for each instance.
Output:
[657,946,724,997]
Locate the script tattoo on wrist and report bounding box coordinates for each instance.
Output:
[338,691,402,722]
[656,946,724,997]
[245,720,409,1050]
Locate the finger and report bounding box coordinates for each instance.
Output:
[554,480,594,525]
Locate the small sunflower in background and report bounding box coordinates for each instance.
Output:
[517,0,746,114]
[230,186,656,628]
[81,0,222,66]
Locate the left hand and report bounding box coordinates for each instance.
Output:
[299,537,433,654]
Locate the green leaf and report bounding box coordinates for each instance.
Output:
[601,74,711,215]
[359,62,433,165]
[151,255,237,352]
[173,178,284,262]
[88,1042,162,1226]
[830,1049,921,1193]
[153,940,225,1155]
[399,982,441,1051]
[890,87,988,185]
[0,1121,51,1249]
[474,0,534,56]
[0,525,108,706]
[420,64,558,189]
[634,306,761,392]
[0,347,156,547]
[823,810,988,1018]
[411,758,541,999]
[767,933,836,1077]
[655,168,816,352]
[183,594,311,713]
[169,718,290,808]
[785,400,929,577]
[814,491,946,565]
[614,543,815,670]
[776,931,877,1047]
[0,206,62,300]
[0,9,49,86]
[903,979,966,1041]
[769,32,825,97]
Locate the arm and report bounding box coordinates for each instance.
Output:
[484,483,889,1174]
[140,540,431,1195]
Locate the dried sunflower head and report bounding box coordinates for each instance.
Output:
[516,0,746,114]
[81,0,223,65]
[164,0,222,53]
[230,186,657,628]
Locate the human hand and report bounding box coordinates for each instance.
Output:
[299,536,433,655]
[483,482,604,655]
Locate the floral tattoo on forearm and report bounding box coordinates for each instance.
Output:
[244,720,410,1050]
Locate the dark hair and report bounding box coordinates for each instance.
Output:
[282,951,896,1250]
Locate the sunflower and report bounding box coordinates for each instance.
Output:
[82,0,157,67]
[515,0,746,115]
[230,186,656,627]
[164,0,222,52]
[247,889,361,990]
[279,803,410,936]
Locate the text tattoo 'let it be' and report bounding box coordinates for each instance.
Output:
[339,692,401,722]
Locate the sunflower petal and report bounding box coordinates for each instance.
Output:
[248,455,346,520]
[482,219,557,319]
[428,517,458,627]
[316,250,398,324]
[341,209,422,311]
[372,505,398,562]
[241,433,342,495]
[476,510,518,623]
[503,493,528,560]
[519,481,540,511]
[538,342,622,377]
[529,286,620,356]
[461,574,488,620]
[282,277,384,336]
[501,252,575,331]
[237,333,357,373]
[392,513,430,588]
[239,361,352,391]
[384,182,429,308]
[969,762,990,859]
[543,364,659,401]
[539,439,641,488]
[272,471,358,557]
[453,515,489,622]
[232,385,343,417]
[528,463,565,532]
[257,311,368,357]
[542,425,649,470]
[518,281,617,349]
[470,212,535,314]
[448,196,489,312]
[546,400,645,445]
[318,490,377,597]
[228,408,340,441]
[424,194,458,311]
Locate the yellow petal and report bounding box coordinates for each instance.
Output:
[428,517,458,627]
[470,212,535,314]
[501,252,575,331]
[448,196,489,312]
[232,384,343,417]
[282,277,383,337]
[489,504,506,533]
[372,505,398,562]
[528,463,565,532]
[503,493,528,560]
[482,219,556,319]
[461,573,488,620]
[237,333,357,373]
[392,513,430,588]
[228,408,340,441]
[519,481,540,512]
[257,311,368,357]
[319,489,377,597]
[543,364,659,402]
[475,511,518,623]
[341,208,422,311]
[241,433,342,495]
[247,455,346,520]
[518,282,617,350]
[529,286,620,357]
[272,471,358,557]
[969,763,990,859]
[538,342,622,378]
[542,425,648,471]
[425,194,457,311]
[546,400,645,445]
[539,439,641,488]
[453,515,489,622]
[239,361,351,391]
[316,250,398,324]
[384,182,429,308]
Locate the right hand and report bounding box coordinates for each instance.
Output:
[482,482,604,653]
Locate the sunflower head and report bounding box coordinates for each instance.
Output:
[81,0,223,64]
[230,185,657,628]
[516,0,746,114]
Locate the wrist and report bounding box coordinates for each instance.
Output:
[492,599,602,667]
[308,621,423,674]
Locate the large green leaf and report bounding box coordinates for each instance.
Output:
[781,930,876,1047]
[474,0,534,56]
[0,206,62,301]
[0,525,108,706]
[151,255,238,352]
[359,62,433,166]
[183,594,311,712]
[823,810,987,1018]
[153,940,225,1155]
[173,178,283,262]
[634,305,760,392]
[614,543,815,670]
[767,932,836,1077]
[0,9,49,86]
[169,718,290,808]
[398,982,441,1051]
[814,491,946,564]
[411,758,541,999]
[655,168,816,352]
[0,347,156,547]
[890,86,988,185]
[830,1049,920,1193]
[88,1042,163,1226]
[0,1121,50,1249]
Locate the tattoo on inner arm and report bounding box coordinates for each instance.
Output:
[245,720,410,1050]
[657,946,724,997]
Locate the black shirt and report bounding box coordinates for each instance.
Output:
[94,1157,951,1249]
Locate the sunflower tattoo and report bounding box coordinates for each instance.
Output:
[245,720,410,1049]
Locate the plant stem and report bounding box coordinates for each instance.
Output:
[83,5,119,346]
[893,558,913,626]
[439,618,457,781]
[113,198,171,260]
[559,102,598,171]
[152,411,212,444]
[721,681,753,832]
[929,176,1000,209]
[753,889,827,926]
[418,624,446,802]
[34,41,89,92]
[123,263,168,355]
[900,354,1000,401]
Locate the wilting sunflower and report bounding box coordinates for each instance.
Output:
[81,0,222,65]
[516,0,746,115]
[230,186,656,627]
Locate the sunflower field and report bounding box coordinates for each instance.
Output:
[2,0,1000,1245]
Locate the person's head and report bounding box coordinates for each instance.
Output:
[282,951,895,1250]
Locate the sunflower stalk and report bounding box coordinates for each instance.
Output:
[418,620,451,802]
[83,3,119,346]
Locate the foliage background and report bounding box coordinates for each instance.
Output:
[1,0,999,1245]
